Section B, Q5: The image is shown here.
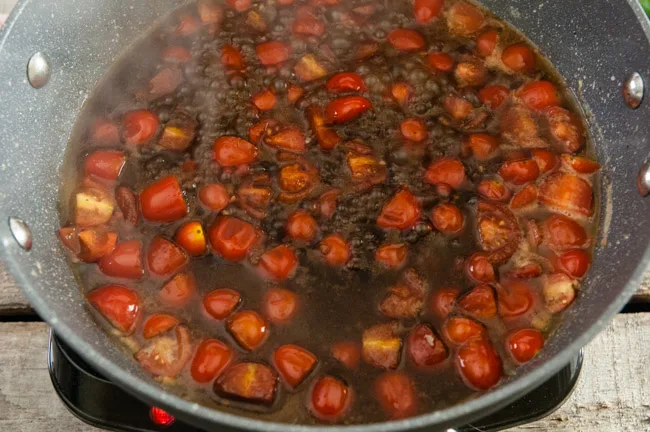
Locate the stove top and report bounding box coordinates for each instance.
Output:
[48,331,582,432]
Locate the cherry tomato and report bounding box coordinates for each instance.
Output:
[519,81,560,110]
[90,119,120,145]
[502,43,536,73]
[143,314,180,339]
[454,59,488,87]
[414,0,444,23]
[445,317,485,344]
[498,281,535,319]
[258,245,298,281]
[459,284,497,318]
[465,253,495,283]
[400,118,428,142]
[424,157,465,189]
[286,210,318,242]
[99,240,143,280]
[543,272,577,313]
[175,221,207,256]
[262,287,298,323]
[227,310,267,350]
[213,136,258,167]
[443,95,473,120]
[319,234,351,266]
[146,237,187,277]
[447,1,485,36]
[87,285,141,335]
[506,329,544,363]
[531,149,559,174]
[139,176,187,223]
[294,54,328,81]
[431,203,464,234]
[203,288,241,320]
[391,82,412,106]
[476,201,522,263]
[561,154,601,174]
[375,243,408,269]
[510,183,538,209]
[373,372,417,419]
[191,339,233,383]
[377,188,421,230]
[427,52,455,73]
[499,159,540,185]
[477,179,511,202]
[556,248,591,278]
[114,186,138,226]
[456,339,502,390]
[466,133,499,160]
[122,110,160,146]
[199,183,230,212]
[331,341,361,369]
[543,106,585,153]
[214,362,277,405]
[317,189,340,219]
[542,214,588,250]
[136,326,193,378]
[221,45,245,70]
[251,89,277,111]
[478,85,510,109]
[160,272,196,307]
[539,173,593,215]
[208,216,260,262]
[387,28,425,51]
[84,151,125,182]
[476,29,498,57]
[274,344,317,388]
[287,85,305,103]
[408,324,448,368]
[326,72,366,93]
[430,287,459,319]
[325,96,372,124]
[256,41,290,65]
[310,376,350,421]
[265,126,306,153]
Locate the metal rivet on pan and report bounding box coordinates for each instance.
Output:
[622,72,644,109]
[8,217,33,251]
[26,52,51,89]
[638,162,650,197]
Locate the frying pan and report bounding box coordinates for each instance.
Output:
[1,0,649,431]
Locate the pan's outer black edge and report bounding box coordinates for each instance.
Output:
[0,1,649,432]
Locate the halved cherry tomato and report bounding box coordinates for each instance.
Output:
[263,287,298,323]
[227,310,268,350]
[274,344,317,388]
[227,0,251,12]
[445,317,485,344]
[143,314,180,339]
[286,210,318,242]
[476,201,522,264]
[136,326,193,378]
[478,85,510,109]
[427,52,455,73]
[476,29,498,57]
[431,203,464,234]
[510,183,538,209]
[498,281,535,319]
[256,41,290,65]
[214,362,277,404]
[75,229,117,263]
[326,72,366,93]
[175,221,207,256]
[140,176,187,223]
[414,0,444,23]
[543,106,585,153]
[147,236,187,277]
[213,136,258,167]
[377,188,421,230]
[221,45,245,70]
[543,272,577,313]
[408,324,448,368]
[556,248,591,278]
[251,89,277,111]
[454,59,488,87]
[499,159,540,185]
[99,240,143,279]
[542,214,588,250]
[465,252,495,283]
[258,245,298,281]
[319,234,351,266]
[373,372,417,419]
[310,376,350,421]
[519,81,560,110]
[430,287,459,319]
[294,54,328,81]
[400,118,428,142]
[391,82,412,106]
[424,157,465,189]
[539,173,593,215]
[87,285,141,335]
[84,151,125,182]
[203,288,241,320]
[561,154,601,174]
[160,272,196,307]
[447,1,485,36]
[387,29,425,51]
[265,126,306,153]
[531,149,559,174]
[287,85,305,104]
[208,216,260,262]
[502,44,536,74]
[477,179,510,202]
[122,110,160,146]
[191,339,233,383]
[376,243,408,269]
[443,95,473,120]
[466,133,499,160]
[325,96,372,124]
[90,119,120,145]
[459,284,497,318]
[331,341,361,369]
[507,329,544,363]
[199,183,230,212]
[456,339,502,390]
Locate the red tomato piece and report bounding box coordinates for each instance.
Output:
[136,326,193,379]
[317,188,340,219]
[84,151,125,182]
[256,41,290,65]
[414,0,444,23]
[539,173,593,215]
[208,216,260,262]
[391,82,412,106]
[294,54,328,81]
[465,252,495,283]
[454,59,488,88]
[502,44,536,74]
[147,237,188,277]
[143,314,180,339]
[122,110,160,146]
[160,272,196,307]
[203,288,241,320]
[265,126,306,153]
[227,310,268,350]
[445,317,485,345]
[310,376,350,421]
[443,95,474,120]
[273,344,317,388]
[221,45,245,70]
[286,210,318,242]
[373,372,417,419]
[543,106,585,153]
[427,52,455,73]
[87,285,141,335]
[476,29,498,57]
[400,118,428,142]
[147,68,183,99]
[175,221,207,256]
[542,214,588,250]
[75,229,117,263]
[477,179,511,202]
[510,183,538,209]
[226,0,251,12]
[213,136,258,167]
[139,176,187,223]
[499,159,540,185]
[507,328,544,363]
[331,341,361,369]
[191,339,233,383]
[430,287,459,319]
[456,339,502,390]
[466,133,499,160]
[476,201,522,264]
[292,7,326,37]
[214,362,277,405]
[326,72,366,93]
[287,85,305,104]
[447,1,485,36]
[519,81,561,110]
[478,85,510,109]
[560,154,601,174]
[376,243,408,269]
[459,284,497,318]
[251,89,277,111]
[199,183,230,212]
[408,324,448,368]
[258,245,298,281]
[387,29,425,51]
[319,234,351,266]
[498,281,535,319]
[556,248,591,278]
[424,157,466,189]
[90,119,120,145]
[531,149,559,174]
[262,287,298,323]
[99,240,143,280]
[377,188,421,230]
[431,203,464,234]
[325,96,372,124]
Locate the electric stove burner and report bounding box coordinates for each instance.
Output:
[48,330,583,432]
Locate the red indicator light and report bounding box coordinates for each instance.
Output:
[150,406,175,427]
